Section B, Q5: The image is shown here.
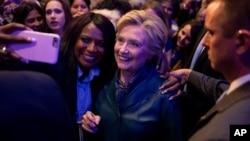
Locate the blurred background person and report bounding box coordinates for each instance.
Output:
[177,0,200,27]
[141,0,172,73]
[43,0,72,36]
[170,19,202,70]
[127,0,146,9]
[195,0,209,24]
[1,0,19,24]
[69,0,90,18]
[159,0,180,37]
[89,0,101,9]
[21,0,41,6]
[91,0,132,29]
[12,2,44,32]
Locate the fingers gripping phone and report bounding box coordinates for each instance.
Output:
[7,30,60,64]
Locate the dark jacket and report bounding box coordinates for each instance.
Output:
[189,81,250,141]
[0,71,77,141]
[47,56,115,140]
[94,66,182,141]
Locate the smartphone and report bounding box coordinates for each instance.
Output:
[7,30,60,64]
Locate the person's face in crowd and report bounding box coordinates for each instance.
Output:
[24,9,43,31]
[115,25,149,73]
[74,22,105,69]
[45,1,66,34]
[196,7,206,23]
[162,1,174,19]
[177,24,191,49]
[196,0,208,23]
[202,1,236,73]
[70,0,89,17]
[92,9,121,29]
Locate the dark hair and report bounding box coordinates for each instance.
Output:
[60,12,116,83]
[13,2,43,24]
[43,0,72,33]
[158,0,180,19]
[175,19,203,48]
[69,0,90,8]
[92,0,132,15]
[171,19,203,69]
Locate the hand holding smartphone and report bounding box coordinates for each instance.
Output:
[7,30,60,64]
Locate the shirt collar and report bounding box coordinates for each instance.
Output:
[227,74,250,95]
[78,65,100,83]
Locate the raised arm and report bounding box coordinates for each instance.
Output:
[160,69,229,101]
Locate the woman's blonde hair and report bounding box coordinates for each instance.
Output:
[116,10,168,66]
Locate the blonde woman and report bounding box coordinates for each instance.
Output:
[82,10,182,141]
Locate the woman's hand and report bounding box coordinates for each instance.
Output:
[72,12,85,18]
[159,69,192,100]
[0,23,34,62]
[0,23,33,44]
[82,111,101,133]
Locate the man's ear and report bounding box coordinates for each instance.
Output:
[236,29,250,55]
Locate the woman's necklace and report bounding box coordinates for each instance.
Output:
[118,79,129,88]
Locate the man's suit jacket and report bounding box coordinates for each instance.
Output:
[0,71,77,141]
[188,81,250,141]
[187,71,229,101]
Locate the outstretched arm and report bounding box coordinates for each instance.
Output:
[160,69,229,101]
[0,23,34,61]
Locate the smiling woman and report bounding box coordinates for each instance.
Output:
[170,19,203,70]
[47,12,116,141]
[82,10,183,141]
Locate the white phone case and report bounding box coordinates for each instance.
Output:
[7,30,60,64]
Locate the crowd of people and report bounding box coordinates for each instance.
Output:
[1,0,250,140]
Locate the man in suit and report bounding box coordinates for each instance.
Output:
[179,28,224,138]
[188,0,250,140]
[0,71,77,141]
[178,5,224,138]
